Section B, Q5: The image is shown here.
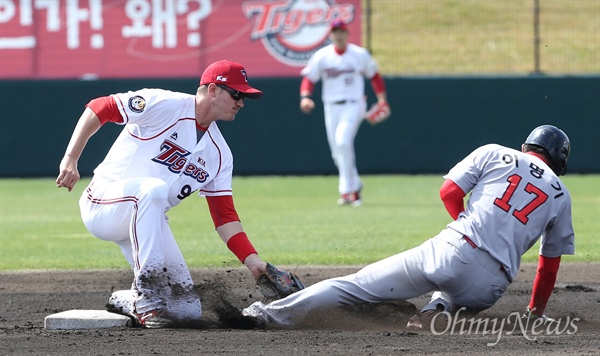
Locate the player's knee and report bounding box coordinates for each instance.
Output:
[333,140,351,152]
[137,178,169,201]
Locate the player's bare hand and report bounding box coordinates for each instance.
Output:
[300,97,315,114]
[57,156,80,192]
[243,253,268,281]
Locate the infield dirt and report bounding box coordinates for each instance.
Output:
[1,263,598,355]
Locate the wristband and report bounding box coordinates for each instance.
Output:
[300,95,311,100]
[226,232,257,263]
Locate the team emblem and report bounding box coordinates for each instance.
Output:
[128,96,146,113]
[243,0,355,66]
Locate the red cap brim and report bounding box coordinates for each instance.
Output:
[330,21,349,32]
[227,83,263,99]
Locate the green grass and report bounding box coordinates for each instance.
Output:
[0,175,598,270]
[367,0,600,74]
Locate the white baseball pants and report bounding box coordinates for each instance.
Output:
[323,100,366,194]
[79,178,201,321]
[244,228,509,326]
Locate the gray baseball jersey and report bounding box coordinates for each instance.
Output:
[445,144,575,281]
[242,144,576,327]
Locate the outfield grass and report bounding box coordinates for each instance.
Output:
[0,175,597,270]
[368,0,600,74]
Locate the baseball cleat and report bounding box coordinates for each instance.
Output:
[351,197,363,207]
[106,289,136,316]
[406,304,446,330]
[134,309,174,329]
[107,290,173,328]
[241,303,269,327]
[106,289,142,327]
[337,191,362,207]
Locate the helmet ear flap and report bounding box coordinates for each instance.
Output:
[524,125,570,176]
[560,163,567,176]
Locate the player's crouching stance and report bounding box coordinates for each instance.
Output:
[56,60,304,328]
[242,125,574,331]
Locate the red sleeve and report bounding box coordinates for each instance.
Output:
[86,96,124,125]
[206,195,240,228]
[370,72,386,96]
[440,179,466,220]
[300,77,315,96]
[528,255,561,316]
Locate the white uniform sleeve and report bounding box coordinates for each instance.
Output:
[359,46,379,79]
[300,47,325,83]
[200,156,233,197]
[112,89,192,127]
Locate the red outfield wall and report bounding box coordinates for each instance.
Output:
[0,0,361,79]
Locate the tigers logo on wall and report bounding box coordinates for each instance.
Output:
[243,0,356,67]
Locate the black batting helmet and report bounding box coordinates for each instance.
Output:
[524,125,571,176]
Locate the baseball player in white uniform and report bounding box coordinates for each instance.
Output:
[56,60,271,328]
[300,20,389,206]
[243,125,574,329]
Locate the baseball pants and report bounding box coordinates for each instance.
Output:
[79,177,202,321]
[323,100,366,195]
[245,228,509,326]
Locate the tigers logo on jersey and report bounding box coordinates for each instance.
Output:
[152,140,210,183]
[129,96,146,113]
[152,140,190,173]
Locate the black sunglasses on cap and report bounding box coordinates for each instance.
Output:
[216,84,245,101]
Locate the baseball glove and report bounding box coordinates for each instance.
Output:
[256,263,305,301]
[364,101,391,125]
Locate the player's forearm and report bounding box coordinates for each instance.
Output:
[299,78,316,114]
[216,221,265,279]
[57,108,102,191]
[216,221,244,243]
[375,93,387,104]
[528,255,561,316]
[217,221,257,260]
[370,73,387,103]
[299,77,314,97]
[440,179,466,220]
[63,107,102,160]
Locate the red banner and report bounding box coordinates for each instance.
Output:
[0,0,362,79]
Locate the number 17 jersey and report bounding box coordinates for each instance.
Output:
[444,144,575,281]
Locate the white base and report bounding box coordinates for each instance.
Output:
[44,309,132,330]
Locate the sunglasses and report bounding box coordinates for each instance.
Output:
[216,84,245,101]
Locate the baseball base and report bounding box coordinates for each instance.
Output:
[44,309,132,330]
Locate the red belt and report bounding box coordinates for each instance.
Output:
[463,235,507,273]
[462,235,477,249]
